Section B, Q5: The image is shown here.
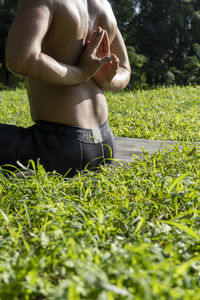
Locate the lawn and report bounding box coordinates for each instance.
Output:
[0,86,200,299]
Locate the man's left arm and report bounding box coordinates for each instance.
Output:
[93,29,131,92]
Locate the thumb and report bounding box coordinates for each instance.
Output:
[111,55,120,70]
[99,55,114,66]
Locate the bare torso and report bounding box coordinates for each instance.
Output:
[27,0,117,128]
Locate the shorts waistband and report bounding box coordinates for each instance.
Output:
[35,120,112,144]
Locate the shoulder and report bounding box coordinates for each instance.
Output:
[104,0,115,11]
[18,0,54,6]
[16,0,55,13]
[12,0,56,26]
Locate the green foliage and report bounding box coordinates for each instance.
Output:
[2,0,200,87]
[107,85,200,141]
[181,43,200,85]
[1,87,200,298]
[0,0,18,85]
[111,0,200,87]
[126,46,148,88]
[110,0,138,41]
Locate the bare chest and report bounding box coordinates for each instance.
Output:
[43,0,117,63]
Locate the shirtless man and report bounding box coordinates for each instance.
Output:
[2,0,131,176]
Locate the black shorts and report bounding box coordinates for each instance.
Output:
[0,120,116,176]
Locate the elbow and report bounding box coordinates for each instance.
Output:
[127,64,132,83]
[6,61,20,75]
[6,53,26,75]
[103,68,131,92]
[6,39,29,74]
[118,67,131,91]
[126,68,131,86]
[6,46,21,73]
[6,47,37,75]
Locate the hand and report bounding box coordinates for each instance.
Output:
[88,29,120,88]
[78,27,114,80]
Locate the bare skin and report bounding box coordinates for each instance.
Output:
[6,0,131,128]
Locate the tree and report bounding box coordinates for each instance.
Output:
[2,0,200,87]
[111,0,200,86]
[0,0,17,85]
[110,0,149,88]
[134,0,198,84]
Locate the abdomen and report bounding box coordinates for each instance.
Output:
[26,78,108,128]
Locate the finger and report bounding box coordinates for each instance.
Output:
[97,41,104,57]
[87,29,104,52]
[95,30,109,58]
[87,27,102,44]
[99,54,114,66]
[111,54,119,70]
[96,46,100,57]
[89,30,97,43]
[102,30,110,54]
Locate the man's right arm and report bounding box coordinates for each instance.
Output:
[6,0,112,86]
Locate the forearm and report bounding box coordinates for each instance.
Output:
[6,52,88,85]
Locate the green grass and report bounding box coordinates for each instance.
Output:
[1,85,200,140]
[0,86,200,299]
[107,85,200,141]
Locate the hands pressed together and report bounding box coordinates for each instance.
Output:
[78,27,119,88]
